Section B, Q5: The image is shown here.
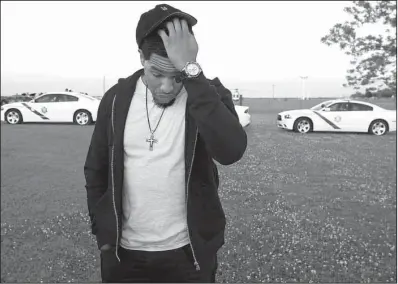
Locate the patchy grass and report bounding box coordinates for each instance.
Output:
[1,98,396,282]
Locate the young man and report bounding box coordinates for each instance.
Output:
[84,3,247,283]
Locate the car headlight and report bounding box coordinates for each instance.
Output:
[284,114,292,119]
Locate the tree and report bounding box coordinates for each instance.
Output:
[365,89,373,98]
[321,1,397,93]
[350,91,364,98]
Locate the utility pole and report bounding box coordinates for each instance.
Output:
[299,76,308,100]
[272,84,275,99]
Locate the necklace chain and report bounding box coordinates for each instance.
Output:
[145,86,166,135]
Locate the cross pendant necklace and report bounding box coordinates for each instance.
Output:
[145,84,166,151]
[146,133,158,151]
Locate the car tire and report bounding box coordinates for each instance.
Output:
[74,110,92,126]
[293,117,313,134]
[5,109,23,125]
[368,119,388,136]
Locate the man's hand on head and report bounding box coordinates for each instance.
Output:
[158,18,199,71]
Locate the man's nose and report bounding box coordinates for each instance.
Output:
[160,78,174,94]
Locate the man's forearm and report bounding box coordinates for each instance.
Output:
[183,73,247,165]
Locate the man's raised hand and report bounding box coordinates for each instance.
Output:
[158,18,198,71]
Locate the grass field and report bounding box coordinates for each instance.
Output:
[1,98,397,282]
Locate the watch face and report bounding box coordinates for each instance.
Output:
[186,63,200,76]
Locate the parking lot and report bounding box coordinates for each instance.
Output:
[1,98,396,282]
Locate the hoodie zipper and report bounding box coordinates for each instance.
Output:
[186,128,200,271]
[111,94,120,262]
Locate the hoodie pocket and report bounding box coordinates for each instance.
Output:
[94,190,117,248]
[195,183,226,242]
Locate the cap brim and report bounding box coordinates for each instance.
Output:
[144,12,197,38]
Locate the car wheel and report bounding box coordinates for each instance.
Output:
[74,110,92,126]
[369,119,388,136]
[293,117,313,134]
[5,109,23,124]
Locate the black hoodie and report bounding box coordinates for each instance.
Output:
[84,69,247,272]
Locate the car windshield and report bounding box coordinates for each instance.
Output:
[79,93,98,101]
[311,100,334,111]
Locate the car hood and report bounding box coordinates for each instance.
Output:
[1,102,25,109]
[279,109,314,115]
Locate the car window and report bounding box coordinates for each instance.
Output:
[329,102,350,112]
[311,100,334,110]
[79,93,96,101]
[349,103,373,111]
[35,94,58,103]
[66,95,79,102]
[58,94,79,102]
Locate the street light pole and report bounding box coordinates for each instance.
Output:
[300,76,308,100]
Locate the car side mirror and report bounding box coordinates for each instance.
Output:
[323,107,331,112]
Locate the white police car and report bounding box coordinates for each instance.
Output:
[277,99,396,135]
[1,92,100,126]
[235,105,251,128]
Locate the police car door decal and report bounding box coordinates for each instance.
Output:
[21,103,50,120]
[313,111,340,129]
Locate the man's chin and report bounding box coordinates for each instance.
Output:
[153,98,176,108]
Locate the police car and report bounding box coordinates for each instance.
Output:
[235,105,251,128]
[277,99,397,135]
[1,92,100,126]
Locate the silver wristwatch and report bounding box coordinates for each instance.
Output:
[180,62,202,80]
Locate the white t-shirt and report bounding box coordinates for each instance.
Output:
[120,77,189,251]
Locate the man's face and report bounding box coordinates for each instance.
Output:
[140,52,183,108]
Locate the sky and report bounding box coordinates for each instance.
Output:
[0,1,390,98]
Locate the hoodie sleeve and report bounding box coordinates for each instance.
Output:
[183,73,247,165]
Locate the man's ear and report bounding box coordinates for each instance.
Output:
[138,49,145,67]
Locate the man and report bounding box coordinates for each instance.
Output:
[84,3,247,283]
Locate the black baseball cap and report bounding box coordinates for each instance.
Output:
[136,4,197,47]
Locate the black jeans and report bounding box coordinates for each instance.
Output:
[101,245,218,283]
